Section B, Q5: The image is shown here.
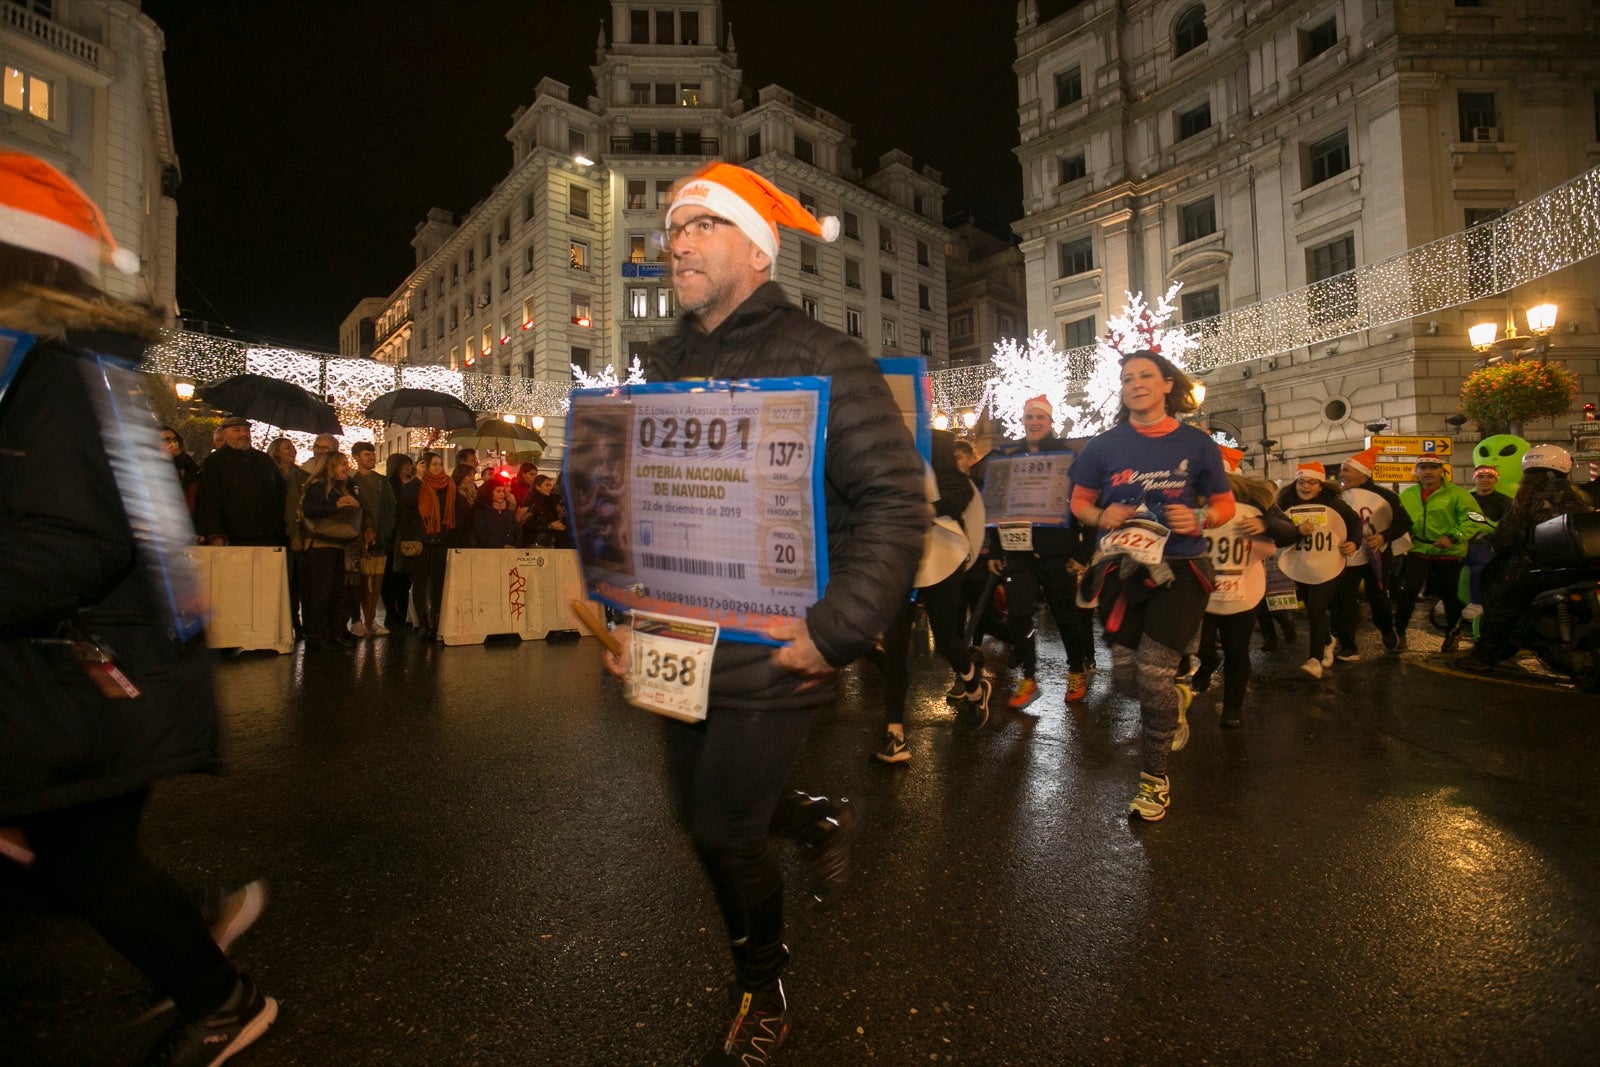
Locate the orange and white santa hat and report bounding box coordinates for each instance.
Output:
[665,162,839,263]
[1343,444,1381,477]
[1219,445,1243,474]
[0,151,139,280]
[1023,395,1052,417]
[1295,460,1328,482]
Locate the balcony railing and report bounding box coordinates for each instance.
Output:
[2,1,104,69]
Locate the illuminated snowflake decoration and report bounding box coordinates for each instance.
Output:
[1076,284,1199,436]
[980,330,1080,439]
[571,355,646,390]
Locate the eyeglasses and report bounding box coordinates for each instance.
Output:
[159,435,179,444]
[652,215,734,249]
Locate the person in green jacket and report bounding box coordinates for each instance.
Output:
[1392,455,1477,652]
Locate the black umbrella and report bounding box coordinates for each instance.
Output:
[363,388,477,430]
[198,373,341,435]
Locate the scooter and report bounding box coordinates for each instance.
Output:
[1520,511,1600,693]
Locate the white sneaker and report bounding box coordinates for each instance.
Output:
[1320,642,1335,668]
[1300,658,1323,679]
[369,622,390,636]
[1461,602,1484,621]
[350,621,368,638]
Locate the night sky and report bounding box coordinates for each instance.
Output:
[140,0,1025,352]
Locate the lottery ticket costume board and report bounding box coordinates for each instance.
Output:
[982,452,1073,552]
[1278,504,1350,584]
[877,356,933,463]
[1202,503,1275,614]
[564,378,829,647]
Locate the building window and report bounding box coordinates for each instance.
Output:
[680,10,699,43]
[918,284,931,311]
[800,243,819,275]
[917,240,930,267]
[679,83,701,107]
[880,271,896,300]
[569,239,589,271]
[1055,65,1083,109]
[629,287,649,318]
[1309,234,1357,323]
[1181,287,1220,321]
[1179,197,1217,244]
[451,262,459,286]
[656,180,673,209]
[630,8,649,42]
[845,257,862,289]
[843,211,860,240]
[568,128,587,155]
[522,297,536,329]
[1306,129,1351,186]
[466,249,475,274]
[481,280,491,307]
[951,311,973,339]
[1300,17,1338,63]
[498,215,510,243]
[628,233,649,264]
[879,224,895,253]
[656,9,673,43]
[919,328,932,356]
[747,132,761,158]
[1464,207,1505,228]
[998,311,1017,337]
[913,193,926,217]
[1174,5,1208,57]
[1177,100,1212,141]
[883,319,897,350]
[449,305,459,329]
[1063,316,1096,348]
[501,264,511,292]
[482,233,492,260]
[572,346,592,376]
[846,308,862,338]
[450,345,460,370]
[1058,237,1094,278]
[437,276,445,298]
[569,184,590,219]
[481,326,493,358]
[2,64,52,121]
[803,296,819,320]
[525,192,536,221]
[436,315,444,338]
[1060,152,1087,184]
[630,82,651,105]
[571,291,592,326]
[1458,91,1499,142]
[524,246,536,275]
[657,288,675,318]
[794,136,814,165]
[627,180,647,210]
[798,191,817,215]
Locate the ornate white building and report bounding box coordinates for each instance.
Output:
[0,0,178,316]
[359,0,951,401]
[1013,0,1600,475]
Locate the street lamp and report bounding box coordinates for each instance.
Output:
[1470,300,1559,363]
[174,381,195,401]
[530,416,546,431]
[932,412,951,431]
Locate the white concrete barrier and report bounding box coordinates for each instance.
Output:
[186,546,293,654]
[437,548,600,646]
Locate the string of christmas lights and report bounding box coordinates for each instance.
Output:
[930,163,1600,412]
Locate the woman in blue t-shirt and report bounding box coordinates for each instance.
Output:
[1070,351,1235,823]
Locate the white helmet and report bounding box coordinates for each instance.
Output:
[1522,443,1573,475]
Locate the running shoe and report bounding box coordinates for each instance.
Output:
[873,733,909,764]
[1006,677,1040,710]
[1064,670,1088,703]
[1320,642,1336,669]
[1172,683,1192,752]
[1220,706,1243,729]
[1300,658,1323,679]
[707,982,789,1066]
[141,974,276,1067]
[1128,773,1171,822]
[1334,644,1360,663]
[808,798,859,909]
[964,678,992,730]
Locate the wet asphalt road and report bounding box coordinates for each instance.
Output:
[2,618,1599,1066]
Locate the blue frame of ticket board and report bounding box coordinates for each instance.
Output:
[563,377,831,645]
[875,356,932,462]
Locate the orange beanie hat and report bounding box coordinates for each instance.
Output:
[1219,445,1243,474]
[1295,460,1326,481]
[665,162,839,262]
[0,151,138,279]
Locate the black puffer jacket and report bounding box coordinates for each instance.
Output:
[645,281,928,710]
[0,292,218,820]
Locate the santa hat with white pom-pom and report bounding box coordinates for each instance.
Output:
[0,151,140,282]
[665,162,839,271]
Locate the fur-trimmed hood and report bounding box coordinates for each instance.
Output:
[0,283,161,345]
